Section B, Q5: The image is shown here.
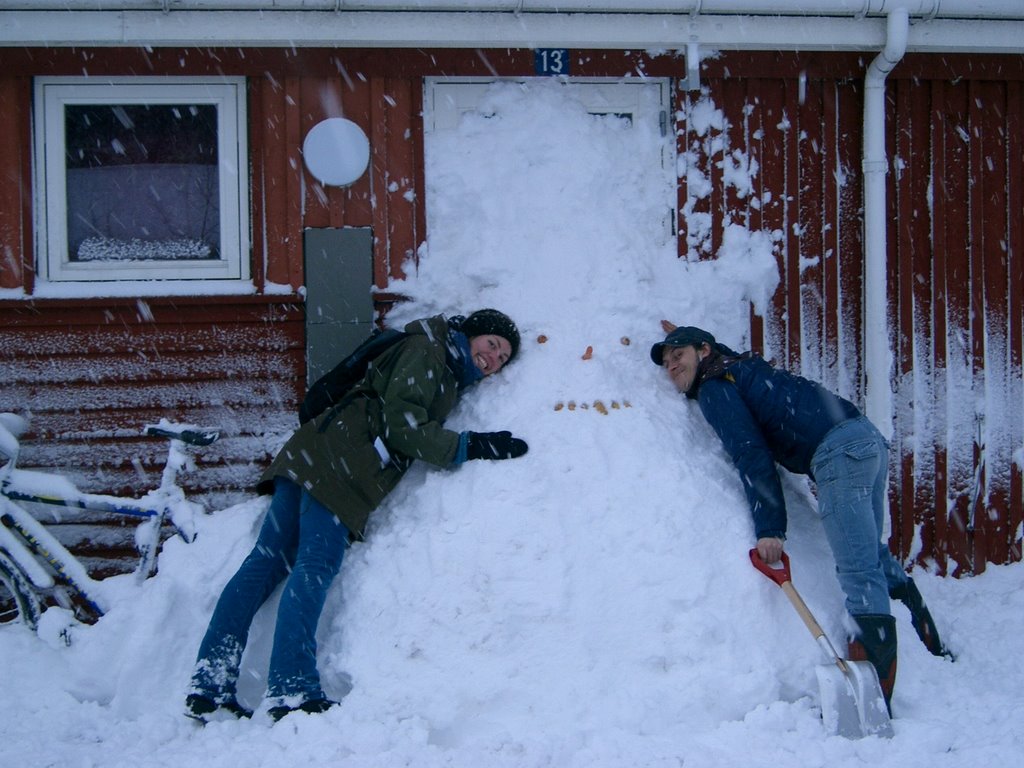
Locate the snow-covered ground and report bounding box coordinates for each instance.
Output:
[3,80,1022,768]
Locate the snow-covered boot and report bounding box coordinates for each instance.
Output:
[848,614,898,716]
[185,693,252,724]
[890,578,953,659]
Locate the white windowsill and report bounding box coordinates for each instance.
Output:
[19,280,261,300]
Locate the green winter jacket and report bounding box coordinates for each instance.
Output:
[259,315,462,537]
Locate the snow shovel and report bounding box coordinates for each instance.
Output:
[749,549,894,739]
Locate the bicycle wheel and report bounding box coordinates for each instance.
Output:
[0,550,41,630]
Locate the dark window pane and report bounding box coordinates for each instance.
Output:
[64,103,220,262]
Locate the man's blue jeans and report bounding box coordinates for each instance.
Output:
[190,478,349,705]
[810,416,908,617]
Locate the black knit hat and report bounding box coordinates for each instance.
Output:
[649,326,716,365]
[458,309,521,361]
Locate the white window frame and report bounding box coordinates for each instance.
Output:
[33,76,250,287]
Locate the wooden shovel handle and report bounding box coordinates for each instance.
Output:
[749,548,826,639]
[750,548,846,668]
[778,581,827,641]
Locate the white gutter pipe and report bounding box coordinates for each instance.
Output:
[862,7,909,440]
[1,2,1023,50]
[1,1,1021,18]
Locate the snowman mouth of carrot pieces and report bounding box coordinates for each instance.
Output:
[554,400,631,414]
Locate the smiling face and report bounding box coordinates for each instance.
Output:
[469,334,512,376]
[662,343,710,393]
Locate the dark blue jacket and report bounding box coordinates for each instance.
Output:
[695,354,860,540]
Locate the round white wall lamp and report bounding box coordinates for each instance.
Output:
[302,118,371,187]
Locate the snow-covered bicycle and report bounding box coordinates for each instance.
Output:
[0,412,218,632]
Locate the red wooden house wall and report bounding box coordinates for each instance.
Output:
[0,47,1020,576]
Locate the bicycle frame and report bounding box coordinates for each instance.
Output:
[0,494,106,618]
[0,414,217,631]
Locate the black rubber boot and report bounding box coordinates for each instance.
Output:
[848,614,898,717]
[185,693,253,724]
[890,578,954,660]
[268,696,338,722]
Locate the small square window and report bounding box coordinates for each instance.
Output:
[34,77,250,288]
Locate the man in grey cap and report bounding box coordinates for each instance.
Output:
[650,322,952,715]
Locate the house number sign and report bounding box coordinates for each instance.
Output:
[535,49,570,76]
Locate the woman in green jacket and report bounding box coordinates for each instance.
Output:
[187,310,527,723]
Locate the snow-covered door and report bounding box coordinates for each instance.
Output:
[422,78,676,284]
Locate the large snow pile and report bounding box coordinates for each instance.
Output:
[2,80,1022,768]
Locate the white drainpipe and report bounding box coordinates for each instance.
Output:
[862,7,909,439]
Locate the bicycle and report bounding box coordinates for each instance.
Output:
[0,411,218,633]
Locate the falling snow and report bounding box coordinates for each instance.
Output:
[2,79,1021,768]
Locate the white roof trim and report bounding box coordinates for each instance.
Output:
[1,1,1023,19]
[1,3,1023,52]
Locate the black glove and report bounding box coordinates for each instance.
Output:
[465,431,529,461]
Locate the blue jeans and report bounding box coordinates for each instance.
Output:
[190,479,349,705]
[810,417,907,617]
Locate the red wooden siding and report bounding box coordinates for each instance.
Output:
[0,301,304,469]
[0,75,31,292]
[0,47,1020,576]
[0,298,303,574]
[683,59,867,395]
[888,73,1024,575]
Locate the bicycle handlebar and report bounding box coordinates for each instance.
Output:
[0,422,17,464]
[0,413,26,470]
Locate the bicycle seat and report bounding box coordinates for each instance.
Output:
[144,424,220,446]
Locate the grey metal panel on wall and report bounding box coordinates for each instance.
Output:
[303,227,374,385]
